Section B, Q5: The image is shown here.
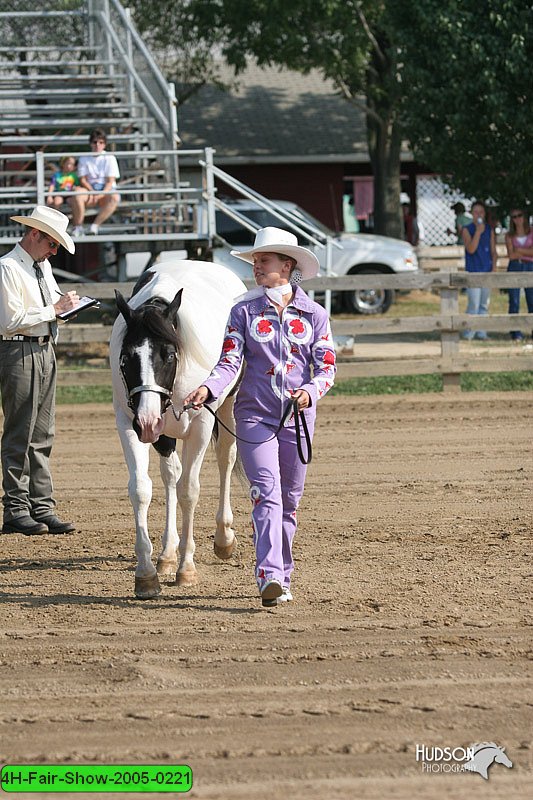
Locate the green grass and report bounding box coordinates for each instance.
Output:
[331,371,533,396]
[382,287,513,317]
[56,385,113,404]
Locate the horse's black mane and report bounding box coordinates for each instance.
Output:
[131,297,180,349]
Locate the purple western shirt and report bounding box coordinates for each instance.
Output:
[203,286,336,426]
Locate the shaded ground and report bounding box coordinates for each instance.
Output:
[0,394,532,799]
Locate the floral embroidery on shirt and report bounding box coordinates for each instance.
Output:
[289,318,305,335]
[257,319,273,335]
[222,337,236,353]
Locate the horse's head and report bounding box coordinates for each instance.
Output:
[115,288,182,444]
[464,743,513,779]
[494,747,512,769]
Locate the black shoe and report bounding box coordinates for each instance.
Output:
[33,515,76,534]
[3,515,49,535]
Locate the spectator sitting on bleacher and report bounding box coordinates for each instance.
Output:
[46,156,80,209]
[70,128,120,236]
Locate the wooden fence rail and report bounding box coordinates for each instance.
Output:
[58,272,533,392]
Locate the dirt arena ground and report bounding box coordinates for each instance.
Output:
[1,393,532,799]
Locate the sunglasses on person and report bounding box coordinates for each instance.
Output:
[39,233,59,250]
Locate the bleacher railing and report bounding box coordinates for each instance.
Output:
[87,0,179,187]
[0,147,208,244]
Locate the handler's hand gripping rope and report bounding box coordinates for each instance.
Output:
[183,397,312,464]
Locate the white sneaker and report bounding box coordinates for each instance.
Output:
[89,222,99,235]
[71,225,84,237]
[259,578,283,607]
[278,587,293,602]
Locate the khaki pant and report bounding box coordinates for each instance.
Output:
[0,340,56,522]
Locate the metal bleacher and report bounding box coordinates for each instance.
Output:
[0,0,215,280]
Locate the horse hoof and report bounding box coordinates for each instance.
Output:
[214,535,236,560]
[134,574,161,599]
[156,557,177,576]
[175,569,198,587]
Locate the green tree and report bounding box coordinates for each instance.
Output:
[131,0,406,238]
[128,0,237,104]
[131,0,532,233]
[390,0,533,212]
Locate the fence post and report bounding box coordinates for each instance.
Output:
[440,283,460,392]
[204,148,217,244]
[35,151,45,206]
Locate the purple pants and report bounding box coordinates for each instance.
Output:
[236,417,314,588]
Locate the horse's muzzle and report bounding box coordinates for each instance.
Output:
[133,414,166,444]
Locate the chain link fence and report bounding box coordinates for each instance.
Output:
[417,175,473,246]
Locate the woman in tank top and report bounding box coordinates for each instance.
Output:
[505,207,533,342]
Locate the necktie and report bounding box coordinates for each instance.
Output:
[33,261,58,340]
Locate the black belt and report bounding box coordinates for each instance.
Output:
[1,335,51,344]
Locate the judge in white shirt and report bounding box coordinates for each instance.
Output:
[0,206,80,536]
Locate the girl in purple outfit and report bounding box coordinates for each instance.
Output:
[185,227,336,607]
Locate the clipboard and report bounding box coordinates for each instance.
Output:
[57,295,100,321]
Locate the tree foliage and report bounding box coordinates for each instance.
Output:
[390,0,533,211]
[130,0,532,228]
[128,0,237,103]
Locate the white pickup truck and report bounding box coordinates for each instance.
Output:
[211,199,419,314]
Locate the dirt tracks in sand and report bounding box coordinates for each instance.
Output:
[0,393,532,799]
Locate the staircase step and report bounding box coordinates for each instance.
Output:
[0,60,118,70]
[0,88,127,99]
[2,103,144,113]
[1,117,153,129]
[0,73,127,83]
[0,132,163,145]
[0,46,104,54]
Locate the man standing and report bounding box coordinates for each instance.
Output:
[69,127,120,236]
[461,200,497,340]
[0,206,80,535]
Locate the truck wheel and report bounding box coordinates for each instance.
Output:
[344,269,394,315]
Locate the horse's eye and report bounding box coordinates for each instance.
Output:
[166,351,176,363]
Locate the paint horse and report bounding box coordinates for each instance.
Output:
[110,261,246,598]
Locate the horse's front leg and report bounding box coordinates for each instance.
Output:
[116,414,160,599]
[175,416,213,587]
[213,394,238,560]
[156,449,182,576]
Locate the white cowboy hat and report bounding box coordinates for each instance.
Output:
[231,226,319,280]
[10,205,75,254]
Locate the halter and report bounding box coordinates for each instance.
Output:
[126,383,173,413]
[119,297,179,414]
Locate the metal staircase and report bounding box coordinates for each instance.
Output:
[0,0,207,278]
[0,0,334,288]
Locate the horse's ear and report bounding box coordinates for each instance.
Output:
[115,290,132,323]
[166,288,183,325]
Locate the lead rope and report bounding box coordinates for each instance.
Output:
[180,397,312,465]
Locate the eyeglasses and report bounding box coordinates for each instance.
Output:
[39,233,59,250]
[511,213,524,219]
